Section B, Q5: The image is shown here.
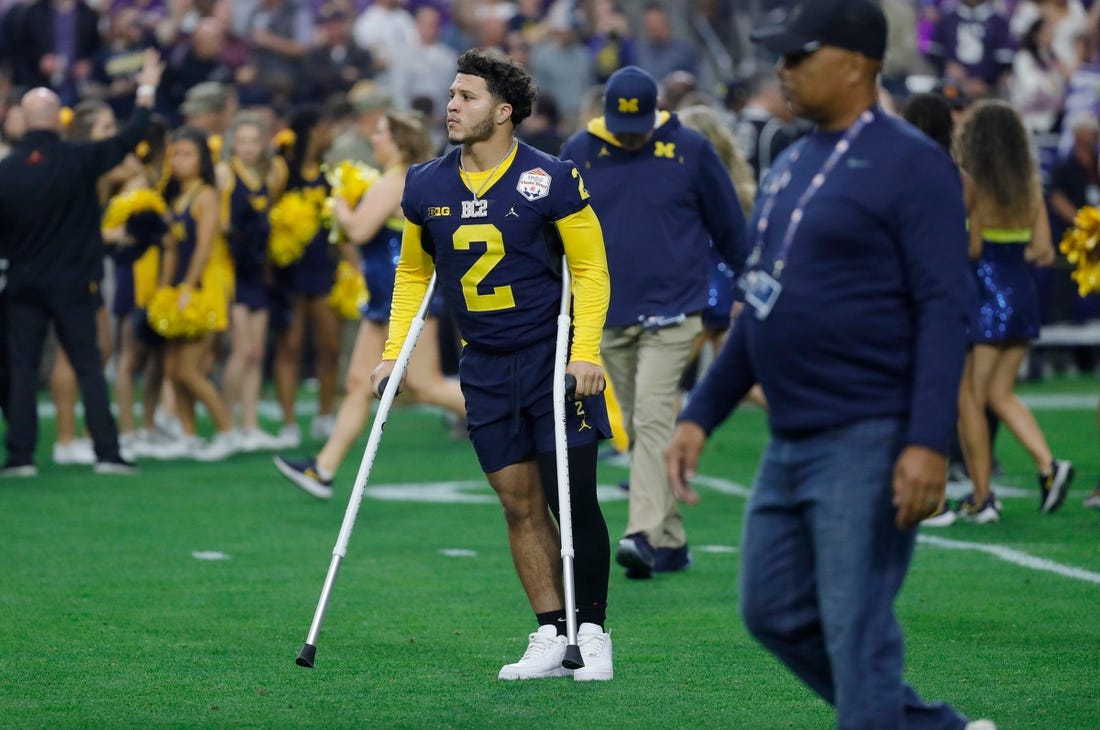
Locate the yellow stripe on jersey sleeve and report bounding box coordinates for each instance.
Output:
[555,204,609,364]
[382,220,436,360]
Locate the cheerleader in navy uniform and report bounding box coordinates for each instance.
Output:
[101,117,171,459]
[272,107,342,447]
[274,111,466,499]
[954,100,1075,514]
[217,112,288,452]
[160,127,237,461]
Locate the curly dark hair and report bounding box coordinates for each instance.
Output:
[456,48,537,127]
[953,99,1039,226]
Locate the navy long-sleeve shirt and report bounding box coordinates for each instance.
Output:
[680,109,970,455]
[560,113,749,328]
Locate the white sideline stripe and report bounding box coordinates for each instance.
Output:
[31,392,1097,421]
[690,476,1099,587]
[918,535,1100,585]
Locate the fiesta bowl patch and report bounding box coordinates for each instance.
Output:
[517,167,551,201]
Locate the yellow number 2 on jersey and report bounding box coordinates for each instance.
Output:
[452,224,516,312]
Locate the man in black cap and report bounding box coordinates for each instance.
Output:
[667,1,995,728]
[561,65,748,581]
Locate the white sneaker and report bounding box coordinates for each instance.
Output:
[194,431,239,462]
[573,622,613,681]
[966,721,997,730]
[53,439,96,465]
[498,625,570,680]
[310,414,336,440]
[276,423,302,449]
[154,412,184,438]
[1,464,38,477]
[238,428,283,452]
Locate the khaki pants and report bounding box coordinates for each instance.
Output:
[601,315,702,548]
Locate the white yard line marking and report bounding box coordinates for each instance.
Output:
[918,535,1100,585]
[191,551,231,561]
[690,476,1099,586]
[439,549,478,558]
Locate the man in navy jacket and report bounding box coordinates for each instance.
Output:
[561,65,748,580]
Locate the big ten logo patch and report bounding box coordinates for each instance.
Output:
[427,206,451,219]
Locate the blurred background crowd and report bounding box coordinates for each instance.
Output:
[0,0,1096,467]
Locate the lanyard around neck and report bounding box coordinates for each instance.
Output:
[747,108,876,279]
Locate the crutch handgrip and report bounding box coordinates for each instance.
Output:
[376,376,401,398]
[564,373,577,401]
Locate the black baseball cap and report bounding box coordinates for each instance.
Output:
[750,0,888,60]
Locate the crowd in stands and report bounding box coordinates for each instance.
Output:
[0,0,1095,487]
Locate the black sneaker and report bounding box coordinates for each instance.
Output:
[956,492,1000,524]
[615,533,655,579]
[653,544,692,573]
[93,459,139,475]
[1038,459,1075,514]
[274,455,333,499]
[920,502,957,527]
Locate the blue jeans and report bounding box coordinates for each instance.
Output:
[739,417,967,730]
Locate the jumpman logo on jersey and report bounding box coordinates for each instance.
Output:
[506,204,519,218]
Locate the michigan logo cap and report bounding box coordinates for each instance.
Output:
[604,65,658,135]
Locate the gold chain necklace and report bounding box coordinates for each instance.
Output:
[460,138,518,200]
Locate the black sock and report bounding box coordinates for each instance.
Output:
[577,602,606,631]
[536,609,567,636]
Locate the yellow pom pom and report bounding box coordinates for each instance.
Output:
[146,284,222,338]
[208,134,223,160]
[322,161,381,244]
[1059,205,1100,296]
[102,188,168,231]
[327,261,369,320]
[135,141,151,161]
[59,107,73,130]
[273,128,296,151]
[268,191,321,267]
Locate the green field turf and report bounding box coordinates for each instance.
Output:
[0,377,1097,729]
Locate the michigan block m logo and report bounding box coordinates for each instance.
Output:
[654,142,676,158]
[617,97,639,113]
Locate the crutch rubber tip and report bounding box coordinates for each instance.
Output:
[296,643,317,668]
[564,374,577,401]
[562,644,585,670]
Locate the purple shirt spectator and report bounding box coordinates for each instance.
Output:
[927,1,1014,91]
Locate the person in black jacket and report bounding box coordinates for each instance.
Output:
[0,48,163,477]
